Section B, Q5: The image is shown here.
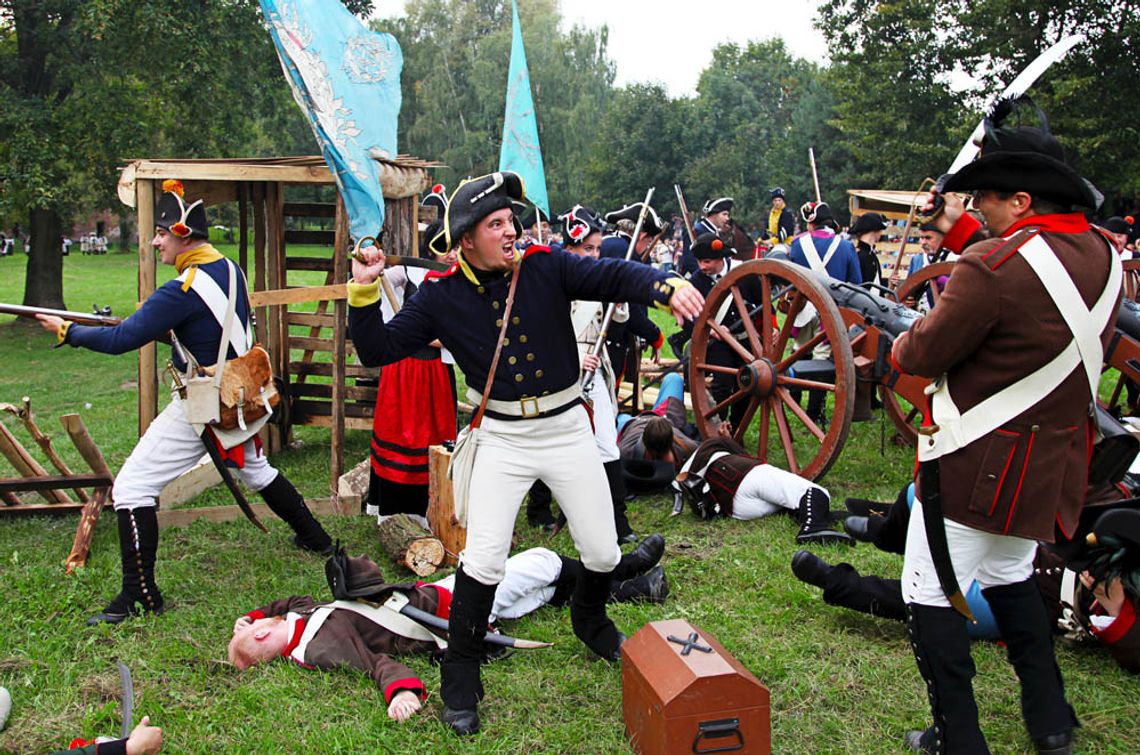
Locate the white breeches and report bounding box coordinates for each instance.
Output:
[732,464,824,520]
[111,401,278,511]
[436,547,562,623]
[901,498,1036,607]
[460,405,620,585]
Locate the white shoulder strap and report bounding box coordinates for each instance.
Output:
[178,259,252,361]
[919,232,1121,461]
[820,235,842,267]
[797,235,825,273]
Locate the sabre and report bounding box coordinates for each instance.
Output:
[674,185,696,246]
[398,601,553,649]
[116,661,134,739]
[581,187,656,394]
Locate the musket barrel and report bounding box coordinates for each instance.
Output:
[0,302,122,327]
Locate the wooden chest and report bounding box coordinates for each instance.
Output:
[622,619,770,755]
[427,444,465,565]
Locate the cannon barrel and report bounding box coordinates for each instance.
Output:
[817,275,922,340]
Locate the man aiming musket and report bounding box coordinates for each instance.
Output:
[347,171,701,736]
[34,181,333,626]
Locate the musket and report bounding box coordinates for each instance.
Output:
[0,302,122,327]
[581,187,656,394]
[397,601,553,649]
[674,185,696,246]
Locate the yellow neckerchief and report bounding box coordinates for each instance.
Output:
[175,244,225,291]
[768,207,782,238]
[456,247,522,286]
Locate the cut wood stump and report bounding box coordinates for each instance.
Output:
[377,513,445,576]
[427,444,465,565]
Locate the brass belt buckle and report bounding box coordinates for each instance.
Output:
[916,423,940,436]
[519,396,540,418]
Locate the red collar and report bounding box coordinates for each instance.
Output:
[1003,212,1089,237]
[281,615,306,658]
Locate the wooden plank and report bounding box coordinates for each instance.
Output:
[156,497,350,529]
[0,501,94,517]
[295,414,375,431]
[248,284,347,307]
[238,182,249,275]
[0,474,112,493]
[133,161,335,184]
[292,400,374,420]
[288,383,377,401]
[158,456,221,509]
[283,202,336,218]
[289,361,376,379]
[0,421,70,503]
[286,311,336,328]
[283,255,335,272]
[331,192,350,502]
[268,181,287,454]
[287,336,336,352]
[283,230,334,246]
[137,178,157,436]
[253,182,268,344]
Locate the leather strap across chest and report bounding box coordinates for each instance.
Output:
[919,231,1121,462]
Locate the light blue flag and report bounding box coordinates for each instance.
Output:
[258,0,402,244]
[499,0,549,220]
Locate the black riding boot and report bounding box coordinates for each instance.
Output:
[904,603,989,754]
[604,460,637,544]
[796,488,852,545]
[982,580,1078,752]
[526,480,556,531]
[87,507,164,625]
[571,566,625,660]
[610,534,665,582]
[259,473,333,555]
[440,567,497,736]
[609,566,669,604]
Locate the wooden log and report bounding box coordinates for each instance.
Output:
[376,513,445,577]
[1,397,88,501]
[65,487,109,574]
[2,490,21,505]
[60,414,118,571]
[427,445,465,565]
[0,420,70,503]
[137,178,158,436]
[330,192,349,502]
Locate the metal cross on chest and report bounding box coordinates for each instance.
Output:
[667,632,714,656]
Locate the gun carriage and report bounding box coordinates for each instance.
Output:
[687,257,1140,481]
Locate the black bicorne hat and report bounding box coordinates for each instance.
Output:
[622,459,677,493]
[769,187,786,199]
[428,171,526,255]
[692,232,732,260]
[800,200,834,226]
[155,179,208,240]
[605,202,664,236]
[559,204,605,245]
[421,183,448,215]
[919,220,944,233]
[1101,216,1131,236]
[942,96,1103,210]
[519,206,550,230]
[703,197,734,215]
[849,212,887,236]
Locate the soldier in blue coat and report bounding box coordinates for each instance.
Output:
[347,171,703,736]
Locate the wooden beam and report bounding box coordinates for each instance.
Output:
[289,361,376,378]
[247,284,347,307]
[238,182,249,275]
[60,413,118,572]
[283,256,335,272]
[0,474,112,493]
[133,161,335,184]
[289,383,378,401]
[136,178,157,436]
[283,202,336,218]
[0,421,70,503]
[283,230,335,246]
[157,497,349,529]
[253,182,268,344]
[0,501,94,517]
[331,192,350,505]
[286,312,336,328]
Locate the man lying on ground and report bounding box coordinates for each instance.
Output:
[228,540,668,722]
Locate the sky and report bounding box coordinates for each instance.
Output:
[372,0,830,98]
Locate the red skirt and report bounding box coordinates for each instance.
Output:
[371,356,456,485]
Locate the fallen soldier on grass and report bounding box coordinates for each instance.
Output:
[228,540,668,722]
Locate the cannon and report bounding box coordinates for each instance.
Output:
[687,257,1140,482]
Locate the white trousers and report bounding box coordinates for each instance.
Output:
[435,547,562,623]
[460,405,620,585]
[112,401,279,511]
[732,464,825,520]
[901,498,1036,606]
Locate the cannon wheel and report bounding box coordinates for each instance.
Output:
[1124,259,1140,302]
[689,259,855,481]
[876,262,956,446]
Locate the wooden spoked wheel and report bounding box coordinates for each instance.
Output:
[688,259,855,481]
[1123,259,1140,302]
[879,262,955,446]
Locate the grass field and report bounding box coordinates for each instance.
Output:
[1,250,1138,753]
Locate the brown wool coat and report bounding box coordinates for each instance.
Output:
[895,218,1119,542]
